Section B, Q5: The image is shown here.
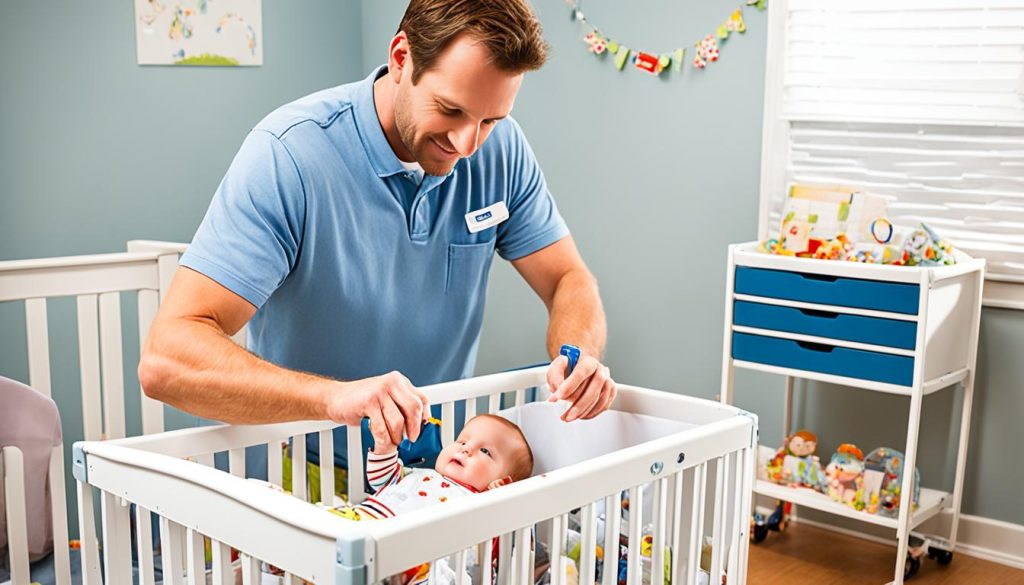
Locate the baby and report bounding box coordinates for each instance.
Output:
[338,414,533,520]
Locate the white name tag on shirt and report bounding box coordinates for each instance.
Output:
[464,201,509,233]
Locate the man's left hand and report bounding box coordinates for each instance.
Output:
[546,353,616,422]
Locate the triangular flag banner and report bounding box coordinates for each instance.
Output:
[614,46,630,70]
[566,1,765,79]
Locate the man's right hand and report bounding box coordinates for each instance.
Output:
[324,371,430,448]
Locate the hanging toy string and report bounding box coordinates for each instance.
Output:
[565,0,767,77]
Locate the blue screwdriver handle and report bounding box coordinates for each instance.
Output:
[560,344,581,376]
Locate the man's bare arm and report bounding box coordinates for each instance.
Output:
[138,268,428,443]
[512,236,614,421]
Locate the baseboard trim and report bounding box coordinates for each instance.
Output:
[787,512,1024,570]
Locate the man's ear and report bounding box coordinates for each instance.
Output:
[388,32,411,84]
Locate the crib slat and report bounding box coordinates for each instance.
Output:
[737,446,756,584]
[211,540,233,585]
[77,482,103,585]
[549,515,565,585]
[670,472,684,585]
[319,429,335,503]
[488,393,501,414]
[196,452,214,468]
[442,402,455,447]
[514,526,532,585]
[186,529,205,585]
[240,553,260,585]
[292,435,307,501]
[652,477,668,585]
[268,440,284,487]
[101,491,132,585]
[229,448,245,478]
[283,572,296,585]
[709,456,728,583]
[453,549,467,585]
[347,425,366,504]
[137,288,164,434]
[160,517,185,585]
[514,389,525,407]
[2,447,31,585]
[465,396,477,420]
[135,506,156,585]
[496,532,512,585]
[76,295,104,441]
[479,540,494,585]
[601,494,621,585]
[626,485,644,585]
[725,449,744,582]
[685,464,708,585]
[99,292,127,440]
[25,298,52,398]
[579,503,597,585]
[48,446,72,585]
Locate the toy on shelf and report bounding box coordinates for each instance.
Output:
[863,447,921,517]
[759,183,959,267]
[764,430,826,491]
[825,443,866,510]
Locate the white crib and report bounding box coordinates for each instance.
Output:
[73,368,758,585]
[0,241,188,585]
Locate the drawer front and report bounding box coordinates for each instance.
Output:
[733,301,918,350]
[734,267,919,314]
[732,332,914,386]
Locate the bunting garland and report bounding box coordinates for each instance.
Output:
[566,0,767,78]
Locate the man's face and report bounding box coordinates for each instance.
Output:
[393,34,523,176]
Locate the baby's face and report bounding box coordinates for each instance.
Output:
[435,416,519,492]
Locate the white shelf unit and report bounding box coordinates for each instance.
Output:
[720,241,985,585]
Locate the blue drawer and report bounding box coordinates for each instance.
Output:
[733,301,917,350]
[732,332,914,386]
[734,267,919,314]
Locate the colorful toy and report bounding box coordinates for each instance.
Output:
[825,443,866,510]
[862,447,920,517]
[751,500,791,543]
[764,430,826,491]
[900,223,955,267]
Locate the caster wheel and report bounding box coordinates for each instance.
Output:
[928,547,953,566]
[752,523,768,544]
[904,556,921,580]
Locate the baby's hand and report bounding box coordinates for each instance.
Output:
[371,441,398,455]
[487,476,513,491]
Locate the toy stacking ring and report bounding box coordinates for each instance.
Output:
[870,218,894,244]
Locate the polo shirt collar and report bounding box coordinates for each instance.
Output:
[353,65,454,188]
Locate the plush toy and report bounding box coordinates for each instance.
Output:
[765,430,826,491]
[826,443,866,510]
[900,223,955,267]
[862,447,920,517]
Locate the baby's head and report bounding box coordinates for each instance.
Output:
[435,414,533,492]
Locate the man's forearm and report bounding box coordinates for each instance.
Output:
[545,268,607,359]
[139,316,334,424]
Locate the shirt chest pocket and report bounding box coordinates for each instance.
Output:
[446,241,496,296]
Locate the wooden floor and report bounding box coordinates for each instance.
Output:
[746,522,1024,585]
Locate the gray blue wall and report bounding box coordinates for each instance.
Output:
[2,0,1022,537]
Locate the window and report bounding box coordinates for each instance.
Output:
[758,0,1024,308]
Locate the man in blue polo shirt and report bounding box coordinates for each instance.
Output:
[139,0,615,450]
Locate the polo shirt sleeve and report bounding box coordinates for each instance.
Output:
[495,118,570,261]
[179,129,306,309]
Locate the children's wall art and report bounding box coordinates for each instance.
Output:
[135,0,263,66]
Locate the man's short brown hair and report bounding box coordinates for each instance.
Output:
[398,0,548,84]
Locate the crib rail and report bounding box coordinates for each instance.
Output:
[75,369,757,585]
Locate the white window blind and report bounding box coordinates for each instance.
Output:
[759,0,1024,294]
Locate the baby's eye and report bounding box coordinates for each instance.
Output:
[480,447,491,457]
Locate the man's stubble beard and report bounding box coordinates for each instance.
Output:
[393,84,459,177]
